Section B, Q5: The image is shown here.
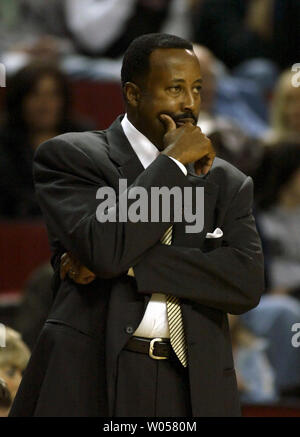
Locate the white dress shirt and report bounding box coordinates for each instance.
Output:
[121,114,187,339]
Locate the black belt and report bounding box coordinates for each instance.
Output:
[125,337,171,360]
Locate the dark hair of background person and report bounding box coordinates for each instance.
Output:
[191,0,300,70]
[0,61,89,218]
[121,33,193,88]
[255,142,300,211]
[4,61,71,133]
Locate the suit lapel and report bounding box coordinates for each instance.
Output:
[106,115,145,186]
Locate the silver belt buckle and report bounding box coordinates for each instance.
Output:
[149,337,168,360]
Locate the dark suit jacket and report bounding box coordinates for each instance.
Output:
[10,116,264,417]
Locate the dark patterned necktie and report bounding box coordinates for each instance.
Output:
[161,226,188,367]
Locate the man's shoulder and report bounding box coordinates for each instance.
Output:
[35,130,110,162]
[45,130,108,150]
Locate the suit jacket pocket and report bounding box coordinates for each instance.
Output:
[45,319,98,341]
[203,236,224,252]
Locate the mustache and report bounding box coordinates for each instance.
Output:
[170,112,198,124]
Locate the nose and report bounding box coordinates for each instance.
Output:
[182,89,196,112]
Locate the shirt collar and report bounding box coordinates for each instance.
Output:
[121,114,159,170]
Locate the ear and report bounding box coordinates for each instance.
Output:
[123,82,141,107]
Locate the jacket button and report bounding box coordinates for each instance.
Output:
[125,325,134,334]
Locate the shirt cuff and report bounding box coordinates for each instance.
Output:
[168,157,187,176]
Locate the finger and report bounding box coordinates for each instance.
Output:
[67,255,81,280]
[81,273,96,284]
[60,254,70,280]
[60,266,66,280]
[61,264,72,280]
[201,164,211,175]
[200,155,215,175]
[60,253,68,262]
[67,257,79,280]
[68,268,78,281]
[194,153,214,175]
[181,120,196,128]
[61,257,72,269]
[69,269,96,285]
[78,266,96,284]
[159,114,177,133]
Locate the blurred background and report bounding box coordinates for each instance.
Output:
[0,0,300,417]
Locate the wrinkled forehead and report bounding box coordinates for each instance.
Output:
[148,48,202,83]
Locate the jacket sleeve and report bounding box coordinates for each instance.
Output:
[133,176,265,315]
[33,136,191,279]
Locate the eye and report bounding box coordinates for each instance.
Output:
[5,366,17,378]
[168,86,181,94]
[193,86,202,94]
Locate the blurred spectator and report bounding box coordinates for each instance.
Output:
[0,327,30,401]
[0,61,89,218]
[14,263,54,351]
[192,0,300,70]
[229,314,278,404]
[242,295,300,398]
[0,0,73,71]
[193,44,262,174]
[65,0,192,58]
[0,378,12,417]
[265,70,300,144]
[1,1,193,77]
[255,142,300,293]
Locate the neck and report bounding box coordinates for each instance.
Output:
[126,112,164,151]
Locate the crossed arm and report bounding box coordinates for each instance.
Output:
[60,175,264,314]
[35,137,264,315]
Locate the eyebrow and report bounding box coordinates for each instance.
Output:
[171,78,203,84]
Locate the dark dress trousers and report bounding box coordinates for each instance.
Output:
[9,116,264,417]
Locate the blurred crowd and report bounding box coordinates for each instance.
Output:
[0,0,300,415]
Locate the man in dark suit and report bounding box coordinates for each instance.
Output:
[10,33,264,417]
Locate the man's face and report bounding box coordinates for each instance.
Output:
[23,75,64,133]
[134,48,202,150]
[0,365,22,400]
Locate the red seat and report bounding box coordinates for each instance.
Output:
[0,220,51,294]
[71,80,124,129]
[242,404,300,417]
